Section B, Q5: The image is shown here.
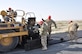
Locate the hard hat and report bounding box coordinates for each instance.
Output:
[39,21,43,25]
[8,7,12,10]
[69,20,73,24]
[48,15,51,20]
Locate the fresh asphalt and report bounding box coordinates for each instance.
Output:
[1,30,82,54]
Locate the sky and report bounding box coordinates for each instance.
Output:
[0,0,82,21]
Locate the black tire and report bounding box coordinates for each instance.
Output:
[0,37,19,52]
[0,30,19,52]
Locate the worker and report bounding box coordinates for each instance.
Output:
[45,15,57,39]
[22,17,26,26]
[2,15,10,22]
[0,10,9,22]
[7,7,17,18]
[39,20,48,50]
[7,8,14,16]
[68,21,79,43]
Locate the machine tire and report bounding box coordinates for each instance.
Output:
[0,37,19,52]
[0,30,19,52]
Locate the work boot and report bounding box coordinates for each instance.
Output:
[42,46,47,51]
[47,35,52,41]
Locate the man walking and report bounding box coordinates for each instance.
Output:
[45,15,57,39]
[68,21,79,43]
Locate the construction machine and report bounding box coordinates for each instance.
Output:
[0,9,40,52]
[0,9,28,52]
[22,12,41,51]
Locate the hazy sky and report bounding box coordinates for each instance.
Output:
[0,0,82,21]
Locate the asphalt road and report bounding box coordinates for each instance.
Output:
[1,30,82,54]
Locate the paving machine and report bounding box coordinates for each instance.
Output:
[0,9,40,52]
[22,12,41,51]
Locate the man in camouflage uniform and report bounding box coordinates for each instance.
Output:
[68,21,79,42]
[39,20,48,50]
[45,15,57,39]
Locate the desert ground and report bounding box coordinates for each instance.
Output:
[51,20,82,33]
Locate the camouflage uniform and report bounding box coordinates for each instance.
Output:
[68,21,79,42]
[39,21,48,50]
[46,19,57,39]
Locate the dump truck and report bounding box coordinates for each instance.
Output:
[0,9,40,52]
